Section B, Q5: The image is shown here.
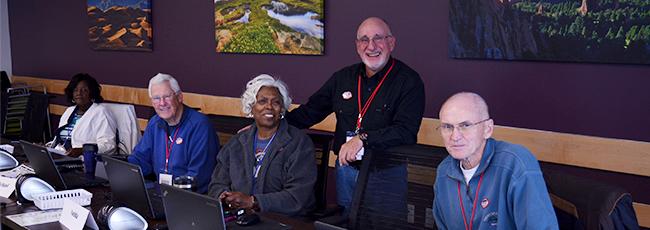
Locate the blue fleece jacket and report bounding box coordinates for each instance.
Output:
[433,138,558,230]
[128,106,219,193]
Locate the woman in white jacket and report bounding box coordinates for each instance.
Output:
[50,73,117,157]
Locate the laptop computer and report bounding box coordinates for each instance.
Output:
[161,184,291,230]
[15,140,82,165]
[314,219,348,230]
[20,140,106,190]
[102,156,165,220]
[161,184,226,230]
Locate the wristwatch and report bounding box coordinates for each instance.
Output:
[358,132,368,146]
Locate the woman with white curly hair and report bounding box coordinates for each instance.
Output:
[208,74,317,216]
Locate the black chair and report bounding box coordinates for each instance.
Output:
[1,71,11,133]
[3,88,51,143]
[306,131,339,218]
[317,144,448,230]
[544,170,639,230]
[208,114,253,147]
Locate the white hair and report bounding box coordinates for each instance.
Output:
[241,74,292,117]
[148,73,181,97]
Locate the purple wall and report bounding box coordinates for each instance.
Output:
[8,0,650,142]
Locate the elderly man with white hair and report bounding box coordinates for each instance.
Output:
[128,73,219,194]
[433,92,557,229]
[208,74,316,216]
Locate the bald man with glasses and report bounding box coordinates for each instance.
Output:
[285,17,425,218]
[432,92,557,229]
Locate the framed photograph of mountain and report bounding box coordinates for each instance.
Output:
[87,0,152,51]
[215,0,324,55]
[449,0,650,64]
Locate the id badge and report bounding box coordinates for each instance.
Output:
[346,131,364,160]
[159,173,173,185]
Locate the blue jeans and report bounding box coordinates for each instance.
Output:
[336,159,359,216]
[336,159,408,227]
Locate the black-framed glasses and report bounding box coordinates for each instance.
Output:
[437,118,491,135]
[356,35,392,46]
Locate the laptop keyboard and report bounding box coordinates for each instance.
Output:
[148,189,166,218]
[56,163,84,172]
[61,172,107,189]
[51,154,83,165]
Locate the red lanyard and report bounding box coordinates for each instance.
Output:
[355,60,395,132]
[457,172,484,230]
[164,125,181,172]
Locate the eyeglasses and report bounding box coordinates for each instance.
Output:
[151,92,176,103]
[437,118,491,135]
[356,35,392,46]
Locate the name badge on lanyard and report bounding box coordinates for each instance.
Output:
[159,173,173,185]
[346,131,364,160]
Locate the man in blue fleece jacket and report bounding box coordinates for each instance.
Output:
[433,92,557,230]
[129,73,218,193]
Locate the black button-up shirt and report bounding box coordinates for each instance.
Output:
[286,57,425,154]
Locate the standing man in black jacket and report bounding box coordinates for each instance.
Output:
[286,17,425,221]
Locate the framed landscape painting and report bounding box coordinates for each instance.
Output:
[87,0,153,51]
[215,0,324,55]
[449,0,650,64]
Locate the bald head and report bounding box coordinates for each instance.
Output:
[440,92,490,120]
[438,92,493,167]
[356,17,392,38]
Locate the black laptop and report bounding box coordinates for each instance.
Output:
[20,140,106,190]
[17,140,82,165]
[102,156,165,219]
[161,184,291,230]
[161,184,227,230]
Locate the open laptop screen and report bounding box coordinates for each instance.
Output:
[161,184,226,230]
[102,156,163,219]
[20,140,68,190]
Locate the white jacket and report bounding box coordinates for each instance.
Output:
[56,103,117,155]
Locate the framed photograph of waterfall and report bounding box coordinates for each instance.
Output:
[214,0,324,55]
[87,0,153,51]
[449,0,650,64]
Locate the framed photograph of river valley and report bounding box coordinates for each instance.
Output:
[87,0,153,51]
[215,0,325,55]
[448,0,650,65]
